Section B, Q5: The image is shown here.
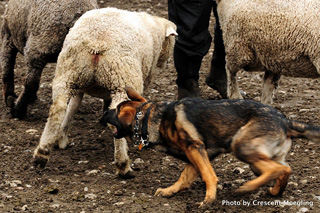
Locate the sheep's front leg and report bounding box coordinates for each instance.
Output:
[33,93,70,167]
[261,71,280,105]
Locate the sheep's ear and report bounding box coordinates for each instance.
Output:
[124,87,147,102]
[166,26,178,37]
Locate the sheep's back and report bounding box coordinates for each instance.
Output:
[66,8,156,58]
[218,0,320,77]
[2,0,98,55]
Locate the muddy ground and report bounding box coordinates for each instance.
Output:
[0,0,319,212]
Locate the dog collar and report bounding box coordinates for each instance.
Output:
[133,103,152,150]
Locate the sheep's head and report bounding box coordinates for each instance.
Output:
[157,21,177,68]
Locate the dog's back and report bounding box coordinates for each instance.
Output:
[160,98,320,160]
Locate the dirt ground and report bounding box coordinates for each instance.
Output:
[0,0,319,212]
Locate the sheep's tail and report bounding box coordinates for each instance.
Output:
[287,120,320,143]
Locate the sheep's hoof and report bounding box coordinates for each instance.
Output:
[33,155,48,168]
[10,107,27,120]
[117,170,135,179]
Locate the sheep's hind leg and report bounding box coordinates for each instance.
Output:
[112,136,133,178]
[1,35,18,108]
[109,90,134,178]
[261,71,280,105]
[59,93,84,149]
[33,74,71,168]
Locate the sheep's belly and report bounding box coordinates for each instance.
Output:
[83,85,111,99]
[280,58,319,78]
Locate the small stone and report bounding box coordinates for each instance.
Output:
[133,158,144,164]
[26,129,38,134]
[298,207,308,213]
[233,167,245,174]
[151,89,159,93]
[85,194,97,199]
[50,204,61,208]
[113,201,125,206]
[288,182,298,187]
[114,190,123,196]
[86,170,100,175]
[299,180,308,185]
[21,205,28,211]
[313,195,320,201]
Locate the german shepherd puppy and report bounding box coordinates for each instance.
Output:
[102,87,320,206]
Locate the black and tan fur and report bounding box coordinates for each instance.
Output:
[103,87,320,206]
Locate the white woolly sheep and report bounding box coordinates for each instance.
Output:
[216,0,320,104]
[1,0,98,119]
[33,7,177,177]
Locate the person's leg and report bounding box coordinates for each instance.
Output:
[173,46,201,99]
[205,1,228,98]
[168,0,213,99]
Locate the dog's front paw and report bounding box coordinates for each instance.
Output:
[268,187,284,196]
[196,201,210,208]
[154,188,174,197]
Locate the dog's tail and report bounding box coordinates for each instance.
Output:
[287,120,320,142]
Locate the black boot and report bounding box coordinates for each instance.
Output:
[178,79,200,100]
[174,47,202,100]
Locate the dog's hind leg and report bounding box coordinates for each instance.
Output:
[236,158,291,195]
[154,163,198,197]
[269,149,292,196]
[268,165,291,196]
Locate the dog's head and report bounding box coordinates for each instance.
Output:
[101,87,148,139]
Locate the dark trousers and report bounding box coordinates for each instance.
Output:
[168,0,226,95]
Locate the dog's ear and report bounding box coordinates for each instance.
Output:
[124,87,147,102]
[118,106,136,127]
